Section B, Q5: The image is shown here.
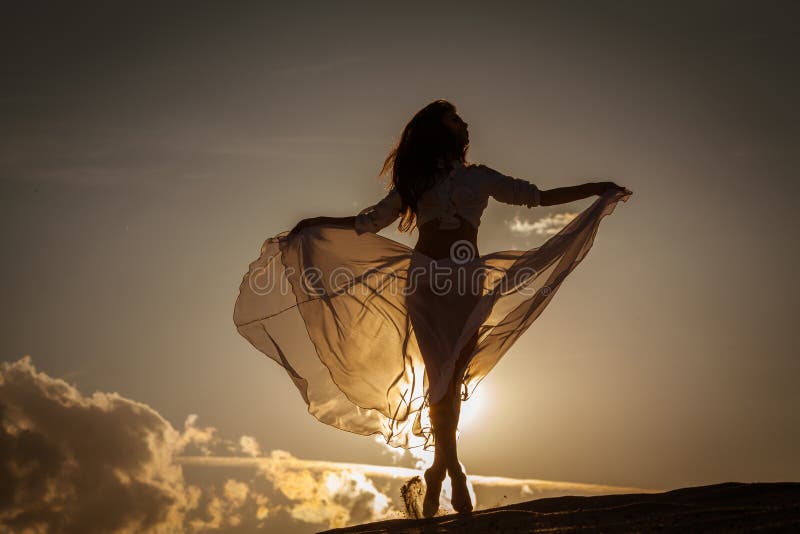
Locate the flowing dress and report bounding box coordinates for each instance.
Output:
[233,162,632,449]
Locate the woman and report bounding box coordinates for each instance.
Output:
[233,99,632,517]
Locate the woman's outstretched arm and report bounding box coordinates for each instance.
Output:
[540,181,627,206]
[288,186,402,236]
[482,165,629,208]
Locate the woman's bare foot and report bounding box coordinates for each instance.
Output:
[423,466,446,518]
[450,470,473,514]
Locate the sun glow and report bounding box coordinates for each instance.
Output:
[369,382,490,478]
[458,383,489,430]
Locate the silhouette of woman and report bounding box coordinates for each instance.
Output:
[233,99,632,517]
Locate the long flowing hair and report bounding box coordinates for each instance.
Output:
[380,99,469,233]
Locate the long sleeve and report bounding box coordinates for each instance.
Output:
[354,188,403,235]
[479,164,542,208]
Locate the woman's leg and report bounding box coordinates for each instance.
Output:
[416,258,482,516]
[423,371,456,504]
[424,329,479,515]
[430,374,463,474]
[446,331,478,512]
[423,379,460,517]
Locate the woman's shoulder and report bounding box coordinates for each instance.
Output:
[461,162,502,182]
[443,161,505,187]
[462,162,499,175]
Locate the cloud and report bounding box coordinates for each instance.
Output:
[239,435,262,457]
[0,355,200,533]
[187,479,265,531]
[177,453,660,523]
[259,450,392,528]
[0,355,661,532]
[0,355,396,532]
[506,212,578,237]
[179,451,400,528]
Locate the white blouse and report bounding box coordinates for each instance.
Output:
[354,162,542,234]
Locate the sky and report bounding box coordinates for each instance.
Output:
[1,1,798,532]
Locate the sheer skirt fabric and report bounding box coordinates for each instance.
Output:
[233,189,631,449]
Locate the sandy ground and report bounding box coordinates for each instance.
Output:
[321,481,800,533]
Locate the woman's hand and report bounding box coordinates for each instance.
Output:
[595,181,631,196]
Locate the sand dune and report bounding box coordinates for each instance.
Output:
[322,481,800,533]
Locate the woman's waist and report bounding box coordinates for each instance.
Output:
[414,218,479,261]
